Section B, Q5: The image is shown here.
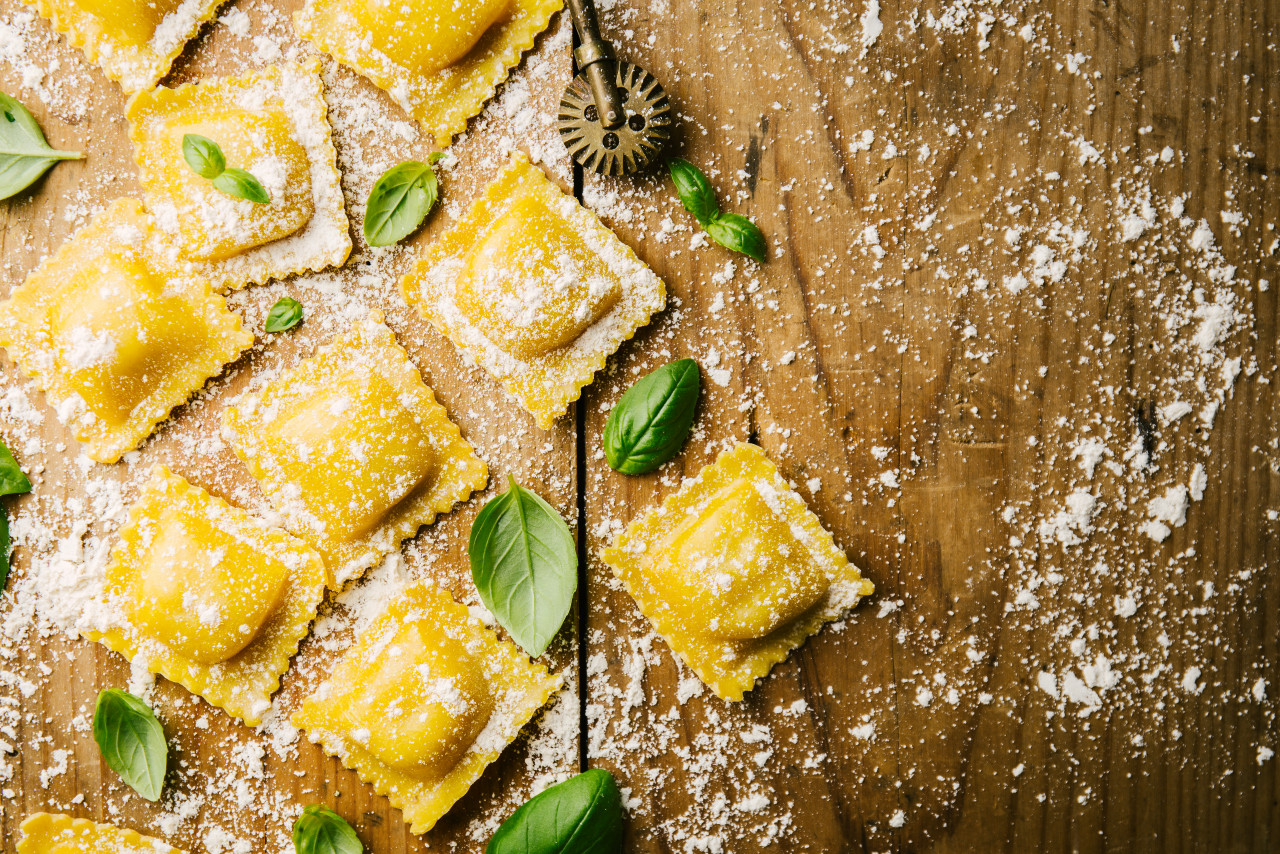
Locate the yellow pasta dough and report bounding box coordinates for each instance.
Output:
[601,442,875,701]
[18,812,185,854]
[0,198,253,463]
[86,466,326,726]
[292,583,561,834]
[28,0,224,93]
[222,312,488,588]
[128,61,351,291]
[294,0,563,141]
[400,154,665,428]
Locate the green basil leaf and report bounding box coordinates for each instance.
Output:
[0,440,31,496]
[0,510,10,591]
[363,159,442,247]
[212,167,270,204]
[487,769,624,854]
[705,212,767,263]
[181,133,226,179]
[668,157,718,225]
[469,476,576,657]
[92,689,167,801]
[264,296,304,333]
[293,805,363,854]
[0,91,81,201]
[603,359,700,475]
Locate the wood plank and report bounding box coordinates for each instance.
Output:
[581,0,1279,851]
[0,2,579,851]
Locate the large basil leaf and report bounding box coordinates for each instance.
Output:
[363,155,442,247]
[603,359,700,475]
[293,805,363,854]
[704,212,767,263]
[93,689,168,801]
[0,440,30,496]
[0,92,81,200]
[487,769,624,854]
[469,476,577,657]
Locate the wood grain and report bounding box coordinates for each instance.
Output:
[1,0,1278,851]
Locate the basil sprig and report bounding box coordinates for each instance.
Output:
[603,359,700,475]
[92,689,168,801]
[0,91,81,200]
[668,157,767,263]
[364,154,443,247]
[469,476,577,657]
[182,133,269,204]
[264,296,304,332]
[0,439,31,589]
[487,769,625,854]
[293,805,363,854]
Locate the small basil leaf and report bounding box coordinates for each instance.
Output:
[0,510,10,591]
[293,805,363,854]
[92,689,167,801]
[668,157,718,225]
[0,91,81,200]
[212,167,270,204]
[363,159,441,247]
[487,769,624,854]
[0,440,31,496]
[469,476,577,657]
[705,212,767,263]
[603,359,700,475]
[181,133,225,179]
[264,296,304,333]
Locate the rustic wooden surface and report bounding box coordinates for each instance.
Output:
[1,0,1278,851]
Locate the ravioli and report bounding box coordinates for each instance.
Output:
[0,198,253,463]
[601,442,875,701]
[222,312,488,588]
[294,0,562,141]
[18,812,185,854]
[87,466,326,726]
[292,584,560,834]
[401,154,665,428]
[29,0,224,93]
[128,61,351,291]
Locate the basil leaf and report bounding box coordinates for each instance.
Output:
[668,157,718,225]
[705,212,767,263]
[212,167,270,204]
[469,476,576,657]
[293,805,362,854]
[0,91,81,200]
[603,359,700,475]
[181,133,225,179]
[264,296,304,333]
[92,689,167,801]
[0,510,10,591]
[363,156,443,247]
[487,769,624,854]
[0,440,30,496]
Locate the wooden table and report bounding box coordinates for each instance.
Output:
[1,0,1276,851]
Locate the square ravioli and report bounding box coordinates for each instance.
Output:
[19,812,185,854]
[29,0,223,93]
[400,154,665,429]
[87,466,326,726]
[222,312,488,588]
[0,198,253,463]
[601,442,875,701]
[294,0,562,141]
[292,583,561,834]
[128,60,351,292]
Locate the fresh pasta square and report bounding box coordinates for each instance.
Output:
[0,198,253,463]
[19,812,185,854]
[222,312,488,588]
[601,442,875,701]
[400,154,665,429]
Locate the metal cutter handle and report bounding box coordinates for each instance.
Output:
[565,0,626,129]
